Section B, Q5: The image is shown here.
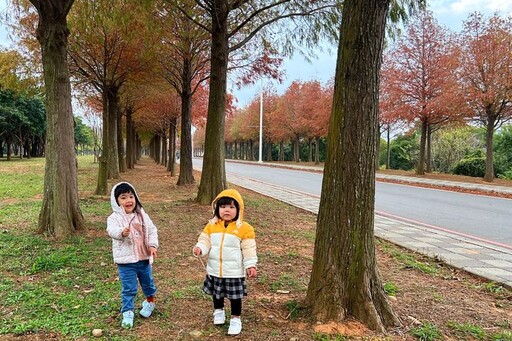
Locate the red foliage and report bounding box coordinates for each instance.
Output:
[380,11,466,129]
[458,12,512,125]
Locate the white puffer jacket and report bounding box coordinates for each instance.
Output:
[107,182,159,264]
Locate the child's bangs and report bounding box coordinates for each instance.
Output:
[217,197,237,206]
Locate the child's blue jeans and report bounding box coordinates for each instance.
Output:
[118,260,157,313]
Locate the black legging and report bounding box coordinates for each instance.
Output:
[213,296,242,316]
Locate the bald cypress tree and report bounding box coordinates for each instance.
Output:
[306,0,400,331]
[29,0,85,238]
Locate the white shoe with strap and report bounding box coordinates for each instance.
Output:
[140,300,156,318]
[227,317,242,335]
[213,309,226,325]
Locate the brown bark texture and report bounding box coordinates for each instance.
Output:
[167,118,177,176]
[305,0,399,332]
[416,120,427,175]
[484,113,496,182]
[106,87,119,179]
[177,58,195,185]
[117,109,125,173]
[196,1,228,205]
[95,92,109,195]
[32,0,85,238]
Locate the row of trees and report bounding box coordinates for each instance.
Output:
[0,35,95,159]
[4,0,341,230]
[217,79,331,164]
[190,11,512,183]
[0,87,45,159]
[380,11,512,181]
[383,125,512,179]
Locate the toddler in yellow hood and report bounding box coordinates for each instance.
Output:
[193,189,258,336]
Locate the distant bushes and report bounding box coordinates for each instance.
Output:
[451,150,486,177]
[450,149,505,178]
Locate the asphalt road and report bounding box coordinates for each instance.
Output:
[192,158,512,247]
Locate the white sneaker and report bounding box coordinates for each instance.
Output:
[213,309,226,325]
[121,310,134,328]
[139,300,156,318]
[227,318,242,335]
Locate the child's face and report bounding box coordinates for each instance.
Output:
[219,202,237,222]
[118,192,136,214]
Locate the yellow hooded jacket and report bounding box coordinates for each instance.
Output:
[195,189,258,278]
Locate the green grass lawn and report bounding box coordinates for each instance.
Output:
[0,156,126,339]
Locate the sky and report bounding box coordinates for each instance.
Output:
[1,0,511,108]
[232,0,512,107]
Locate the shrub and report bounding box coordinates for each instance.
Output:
[452,156,486,177]
[452,150,486,177]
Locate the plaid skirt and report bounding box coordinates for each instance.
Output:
[203,275,247,300]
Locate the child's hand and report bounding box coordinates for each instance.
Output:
[148,246,157,258]
[247,267,257,278]
[192,246,202,256]
[121,226,130,237]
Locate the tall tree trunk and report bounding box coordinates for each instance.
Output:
[168,118,177,176]
[32,0,85,238]
[117,109,126,173]
[6,136,12,161]
[26,138,32,159]
[279,140,284,161]
[196,0,228,204]
[315,136,320,165]
[126,106,134,169]
[162,128,168,166]
[266,140,272,161]
[484,113,496,182]
[178,58,195,185]
[308,137,313,162]
[386,126,391,170]
[426,124,432,173]
[154,135,161,164]
[416,120,427,175]
[96,91,109,194]
[306,0,398,331]
[249,139,254,161]
[106,87,120,179]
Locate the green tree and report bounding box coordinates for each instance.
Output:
[0,49,41,96]
[389,133,419,171]
[0,88,23,160]
[74,116,93,153]
[28,0,85,238]
[493,125,512,177]
[431,126,482,173]
[14,94,46,158]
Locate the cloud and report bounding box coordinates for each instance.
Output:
[432,0,512,15]
[428,0,511,31]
